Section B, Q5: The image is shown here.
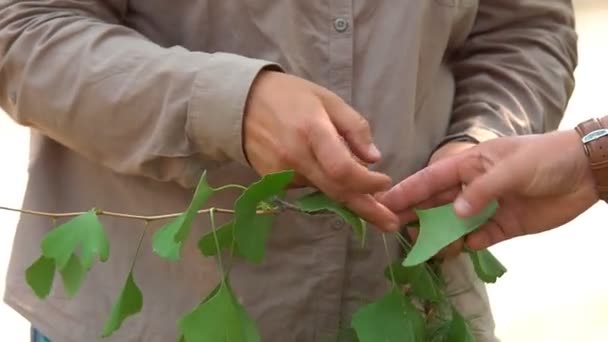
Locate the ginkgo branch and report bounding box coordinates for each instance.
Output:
[0,205,277,222]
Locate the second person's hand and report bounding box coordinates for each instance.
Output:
[378,130,599,249]
[243,70,400,232]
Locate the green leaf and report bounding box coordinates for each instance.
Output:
[41,210,109,270]
[295,191,367,246]
[151,221,181,261]
[402,201,498,267]
[233,170,294,263]
[234,214,274,263]
[59,254,86,297]
[384,262,443,302]
[25,256,55,299]
[351,288,425,342]
[101,271,143,337]
[468,248,507,283]
[198,221,236,257]
[152,172,214,261]
[178,281,260,342]
[446,308,475,342]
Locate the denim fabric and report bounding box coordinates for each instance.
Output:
[31,327,51,342]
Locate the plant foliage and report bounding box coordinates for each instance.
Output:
[24,169,506,341]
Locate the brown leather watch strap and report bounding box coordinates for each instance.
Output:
[575,115,608,201]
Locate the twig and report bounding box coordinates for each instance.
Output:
[0,206,277,222]
[272,197,305,213]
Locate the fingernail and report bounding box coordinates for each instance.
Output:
[368,144,381,160]
[454,198,472,216]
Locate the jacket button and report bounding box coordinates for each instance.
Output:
[331,219,344,230]
[333,17,349,33]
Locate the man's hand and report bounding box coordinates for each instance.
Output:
[378,130,599,250]
[386,141,476,260]
[243,70,400,232]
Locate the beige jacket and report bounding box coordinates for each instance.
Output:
[0,0,576,341]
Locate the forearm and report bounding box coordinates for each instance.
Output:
[444,0,577,144]
[0,0,279,188]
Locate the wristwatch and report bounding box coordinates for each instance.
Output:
[575,116,608,202]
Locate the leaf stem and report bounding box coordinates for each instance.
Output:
[382,233,397,289]
[394,231,444,285]
[225,226,237,276]
[213,184,248,192]
[209,209,225,280]
[395,231,413,251]
[129,222,148,273]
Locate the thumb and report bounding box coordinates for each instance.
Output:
[453,159,519,217]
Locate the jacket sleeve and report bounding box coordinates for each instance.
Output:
[442,0,578,144]
[0,0,280,188]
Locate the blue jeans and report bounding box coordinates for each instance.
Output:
[31,327,51,342]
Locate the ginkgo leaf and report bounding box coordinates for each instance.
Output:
[233,170,294,263]
[41,210,110,270]
[151,222,181,261]
[233,214,274,263]
[351,288,425,342]
[59,254,86,297]
[384,262,443,302]
[468,248,507,283]
[402,201,498,267]
[446,307,475,342]
[102,271,143,337]
[198,221,236,257]
[178,281,260,342]
[25,256,55,299]
[152,172,214,261]
[295,191,366,246]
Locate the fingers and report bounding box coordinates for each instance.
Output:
[344,194,400,232]
[465,219,509,250]
[435,238,465,260]
[414,187,462,210]
[289,173,313,188]
[321,92,381,164]
[308,116,392,194]
[453,157,519,218]
[289,135,399,231]
[378,153,477,212]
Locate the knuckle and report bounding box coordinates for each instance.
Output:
[342,115,371,140]
[276,146,294,165]
[355,116,371,136]
[326,160,352,179]
[294,121,313,139]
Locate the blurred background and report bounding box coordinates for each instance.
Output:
[1,1,607,340]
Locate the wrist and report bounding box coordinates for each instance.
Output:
[574,115,608,202]
[563,129,600,202]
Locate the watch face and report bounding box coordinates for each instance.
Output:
[582,128,608,144]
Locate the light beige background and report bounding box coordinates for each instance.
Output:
[1,1,607,340]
